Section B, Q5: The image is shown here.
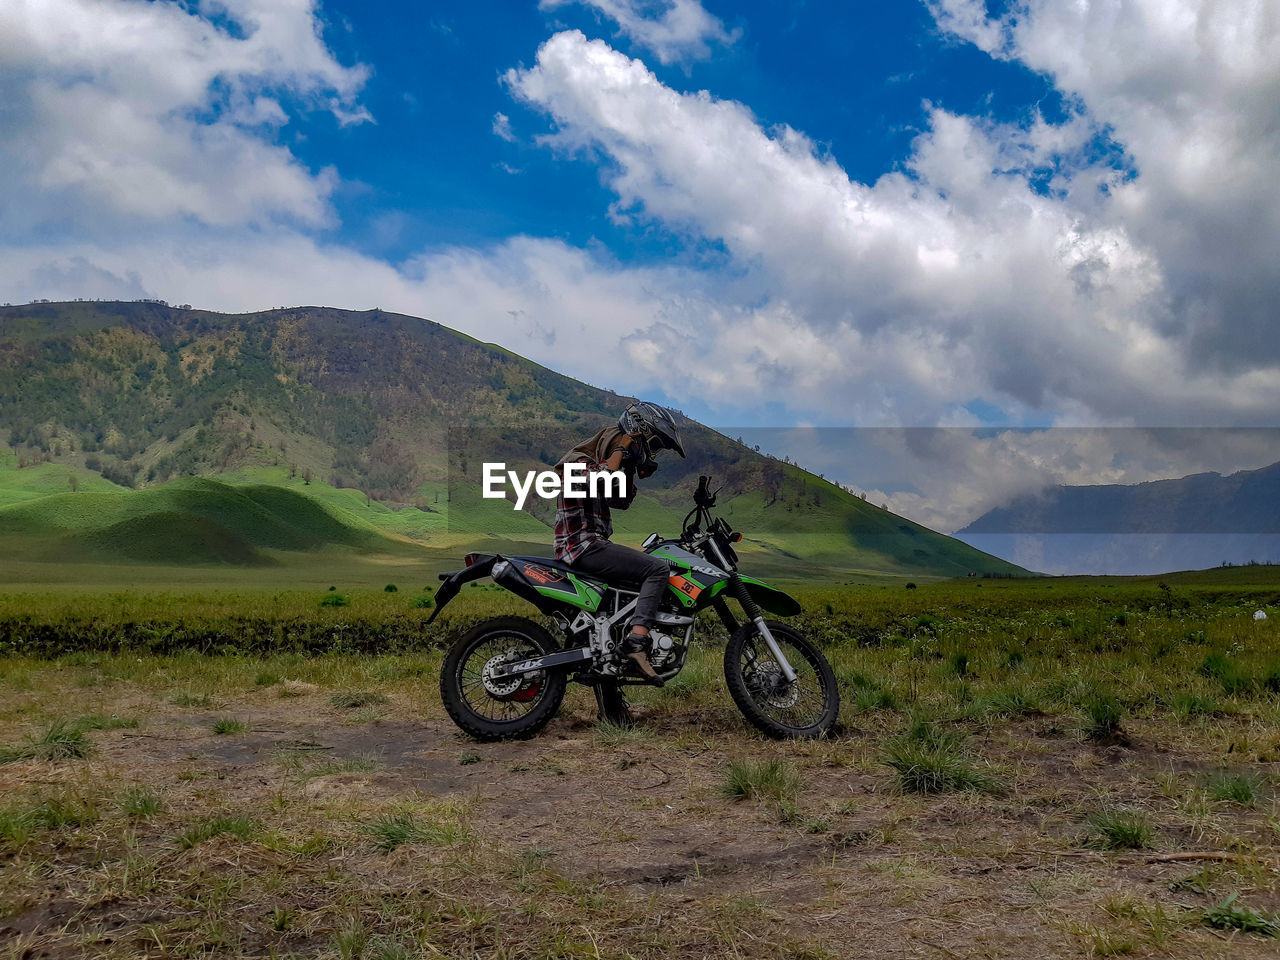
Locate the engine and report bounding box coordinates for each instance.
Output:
[645,629,679,670]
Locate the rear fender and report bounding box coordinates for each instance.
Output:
[425,554,498,625]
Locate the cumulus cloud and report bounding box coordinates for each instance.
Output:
[0,0,368,231]
[927,0,1280,372]
[3,0,1280,522]
[505,29,1280,427]
[539,0,737,65]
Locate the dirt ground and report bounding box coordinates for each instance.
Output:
[2,661,1279,960]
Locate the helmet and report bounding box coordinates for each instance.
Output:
[619,401,686,459]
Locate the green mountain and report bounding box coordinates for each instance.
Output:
[0,300,1023,578]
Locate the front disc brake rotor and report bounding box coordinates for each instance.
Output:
[749,660,799,709]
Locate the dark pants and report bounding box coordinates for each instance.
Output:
[572,540,669,629]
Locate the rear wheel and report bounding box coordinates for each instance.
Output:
[440,616,567,741]
[723,620,839,738]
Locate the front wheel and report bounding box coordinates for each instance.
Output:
[440,616,567,741]
[724,620,839,738]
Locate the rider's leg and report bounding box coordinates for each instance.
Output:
[571,541,670,680]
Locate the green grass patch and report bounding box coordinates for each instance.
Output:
[883,721,999,795]
[119,785,164,818]
[211,717,248,735]
[330,691,388,709]
[1201,894,1280,937]
[359,812,471,851]
[1082,690,1125,740]
[1167,692,1224,721]
[166,690,213,707]
[73,713,138,731]
[1204,771,1266,807]
[1086,809,1155,850]
[0,793,99,846]
[719,758,801,804]
[0,719,92,763]
[177,815,259,849]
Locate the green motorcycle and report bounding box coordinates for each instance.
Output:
[429,476,840,740]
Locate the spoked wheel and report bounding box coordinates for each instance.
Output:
[724,620,839,738]
[440,616,567,741]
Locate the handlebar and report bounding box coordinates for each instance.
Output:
[683,475,722,539]
[694,474,716,508]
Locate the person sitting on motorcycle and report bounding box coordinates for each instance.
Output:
[555,401,686,681]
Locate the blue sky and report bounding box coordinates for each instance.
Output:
[303,1,1066,266]
[2,0,1278,527]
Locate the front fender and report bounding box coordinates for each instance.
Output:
[737,575,802,617]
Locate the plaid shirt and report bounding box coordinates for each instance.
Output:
[553,456,614,563]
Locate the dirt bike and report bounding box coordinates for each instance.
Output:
[428,475,840,741]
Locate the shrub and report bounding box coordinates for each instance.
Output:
[411,594,435,609]
[384,584,398,593]
[319,593,350,608]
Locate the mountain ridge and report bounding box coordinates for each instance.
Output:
[0,300,1023,577]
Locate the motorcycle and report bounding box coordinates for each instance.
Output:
[428,475,840,740]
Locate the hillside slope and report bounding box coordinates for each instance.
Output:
[0,301,1022,576]
[0,476,391,565]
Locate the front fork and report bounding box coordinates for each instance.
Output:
[728,574,798,683]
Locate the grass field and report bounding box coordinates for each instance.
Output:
[2,569,1279,957]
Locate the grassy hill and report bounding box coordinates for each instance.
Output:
[0,301,1023,579]
[0,474,393,566]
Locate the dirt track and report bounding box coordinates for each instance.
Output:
[4,669,1278,959]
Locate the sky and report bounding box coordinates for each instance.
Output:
[2,0,1279,529]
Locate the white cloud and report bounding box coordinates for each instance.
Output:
[492,111,516,141]
[505,29,1280,427]
[4,0,1280,528]
[0,0,368,231]
[927,0,1280,373]
[539,0,737,65]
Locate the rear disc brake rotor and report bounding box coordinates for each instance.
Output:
[481,651,525,699]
